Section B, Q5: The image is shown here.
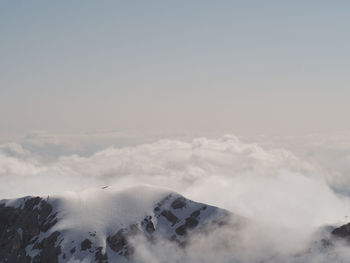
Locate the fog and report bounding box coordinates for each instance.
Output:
[1,133,350,262]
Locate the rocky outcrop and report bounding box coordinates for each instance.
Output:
[104,193,231,259]
[331,223,350,240]
[107,224,141,259]
[32,231,61,263]
[0,197,59,263]
[80,238,92,251]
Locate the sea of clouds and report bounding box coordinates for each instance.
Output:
[1,132,350,262]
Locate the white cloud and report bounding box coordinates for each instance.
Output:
[1,134,350,262]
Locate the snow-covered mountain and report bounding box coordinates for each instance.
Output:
[0,185,236,263]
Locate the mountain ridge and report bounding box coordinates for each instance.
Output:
[0,185,234,263]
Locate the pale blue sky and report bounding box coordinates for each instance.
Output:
[1,1,350,138]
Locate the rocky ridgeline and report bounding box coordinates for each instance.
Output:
[331,223,350,240]
[0,192,231,263]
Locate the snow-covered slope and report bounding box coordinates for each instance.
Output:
[0,185,234,263]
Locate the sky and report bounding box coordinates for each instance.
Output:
[1,1,350,139]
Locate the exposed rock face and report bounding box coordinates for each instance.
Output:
[171,197,187,209]
[80,239,92,251]
[331,223,350,239]
[107,225,141,259]
[142,216,155,234]
[104,193,231,259]
[0,191,233,262]
[160,210,179,226]
[32,231,61,263]
[0,197,59,263]
[94,246,108,263]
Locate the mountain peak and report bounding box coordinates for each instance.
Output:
[0,185,232,262]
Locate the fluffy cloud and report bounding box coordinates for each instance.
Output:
[0,135,348,225]
[1,134,350,262]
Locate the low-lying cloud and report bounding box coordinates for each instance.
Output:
[1,133,350,262]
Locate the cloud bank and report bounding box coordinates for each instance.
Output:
[1,134,350,262]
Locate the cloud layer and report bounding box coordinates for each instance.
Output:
[1,134,350,262]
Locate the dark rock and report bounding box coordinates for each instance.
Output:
[175,217,199,236]
[81,238,92,251]
[107,229,128,253]
[332,223,350,239]
[171,197,186,209]
[142,216,155,234]
[107,225,142,259]
[175,225,186,236]
[0,197,59,263]
[184,217,199,228]
[89,231,96,237]
[39,203,53,221]
[190,209,201,218]
[161,210,179,226]
[95,246,108,263]
[32,231,61,263]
